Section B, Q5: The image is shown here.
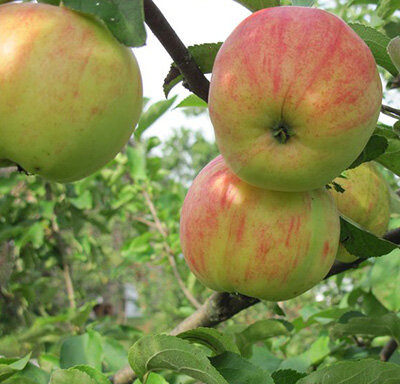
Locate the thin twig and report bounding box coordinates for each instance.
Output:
[143,0,210,102]
[45,184,76,309]
[142,189,201,309]
[381,104,400,119]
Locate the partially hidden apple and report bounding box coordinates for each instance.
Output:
[209,6,382,192]
[0,3,142,182]
[331,162,391,263]
[180,155,340,301]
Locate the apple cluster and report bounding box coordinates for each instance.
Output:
[180,7,389,301]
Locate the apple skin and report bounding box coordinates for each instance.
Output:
[0,3,142,182]
[180,156,340,301]
[209,7,382,192]
[331,162,391,263]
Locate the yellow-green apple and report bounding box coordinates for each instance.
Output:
[209,7,382,192]
[331,162,390,263]
[180,155,340,301]
[0,3,142,182]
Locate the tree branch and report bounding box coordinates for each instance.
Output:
[143,0,210,102]
[380,338,398,362]
[381,104,400,119]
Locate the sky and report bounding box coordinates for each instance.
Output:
[132,0,250,140]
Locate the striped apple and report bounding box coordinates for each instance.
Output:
[180,156,340,301]
[209,7,382,192]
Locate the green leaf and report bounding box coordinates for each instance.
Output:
[370,250,400,311]
[4,362,50,384]
[232,0,280,12]
[175,94,208,109]
[70,190,93,210]
[375,123,400,175]
[164,43,222,97]
[133,373,169,384]
[376,0,400,19]
[297,359,400,383]
[103,337,129,372]
[331,312,400,344]
[349,23,398,76]
[340,216,399,258]
[361,291,390,316]
[128,335,228,384]
[210,352,274,384]
[126,145,147,180]
[388,36,400,72]
[383,21,400,38]
[248,346,282,373]
[177,327,240,355]
[135,97,177,139]
[292,0,314,5]
[49,369,96,384]
[72,366,111,384]
[8,355,31,371]
[63,0,146,47]
[272,369,307,384]
[18,222,45,249]
[0,366,17,382]
[60,331,103,370]
[348,135,388,169]
[235,320,291,357]
[37,0,61,4]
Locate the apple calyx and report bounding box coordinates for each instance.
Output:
[271,120,295,144]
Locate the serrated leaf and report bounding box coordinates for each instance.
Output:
[233,0,280,12]
[135,97,177,139]
[340,216,399,258]
[235,320,291,357]
[164,43,222,97]
[349,23,398,76]
[128,335,228,384]
[178,327,240,355]
[348,135,388,169]
[331,312,400,344]
[210,352,274,384]
[175,94,208,109]
[376,0,400,19]
[49,369,96,384]
[297,359,400,383]
[63,0,146,47]
[272,369,307,384]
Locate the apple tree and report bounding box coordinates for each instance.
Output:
[0,0,400,384]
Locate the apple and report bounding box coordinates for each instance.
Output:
[0,3,142,183]
[331,162,391,263]
[180,156,340,301]
[208,7,382,192]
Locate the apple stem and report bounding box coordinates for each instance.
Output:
[271,121,295,144]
